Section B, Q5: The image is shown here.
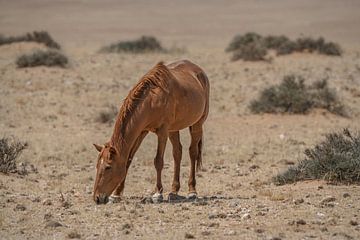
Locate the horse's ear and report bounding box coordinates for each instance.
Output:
[93,144,103,152]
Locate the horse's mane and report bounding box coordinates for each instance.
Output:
[111,61,172,146]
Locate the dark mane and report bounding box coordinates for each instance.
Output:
[111,61,172,146]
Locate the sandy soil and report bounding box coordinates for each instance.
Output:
[1,0,360,239]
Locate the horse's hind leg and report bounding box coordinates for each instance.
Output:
[110,131,148,201]
[188,122,203,198]
[169,131,182,195]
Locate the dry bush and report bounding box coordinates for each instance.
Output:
[274,129,360,185]
[0,137,27,174]
[296,37,342,56]
[0,31,60,49]
[249,75,346,116]
[231,42,267,61]
[100,36,165,53]
[16,49,68,68]
[226,32,263,52]
[226,32,343,61]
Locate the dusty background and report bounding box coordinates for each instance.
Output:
[1,0,360,239]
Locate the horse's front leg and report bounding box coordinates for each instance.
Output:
[110,131,148,202]
[152,127,168,203]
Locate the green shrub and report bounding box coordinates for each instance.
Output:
[100,36,164,53]
[274,129,360,185]
[0,137,27,174]
[16,49,68,68]
[0,31,60,49]
[249,75,346,116]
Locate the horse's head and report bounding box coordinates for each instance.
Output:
[93,143,126,204]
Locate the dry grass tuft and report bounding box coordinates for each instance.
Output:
[0,137,27,174]
[16,49,68,68]
[274,129,360,185]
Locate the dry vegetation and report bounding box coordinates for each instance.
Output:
[16,49,68,68]
[100,36,165,53]
[1,1,360,239]
[0,137,27,174]
[226,32,342,61]
[274,129,360,185]
[0,31,60,49]
[250,75,346,116]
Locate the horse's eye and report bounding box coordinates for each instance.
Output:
[105,165,111,170]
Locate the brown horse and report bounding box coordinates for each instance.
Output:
[93,60,209,204]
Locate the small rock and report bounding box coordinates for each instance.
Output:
[44,213,52,220]
[228,201,239,208]
[350,220,358,226]
[343,193,351,198]
[296,219,306,225]
[293,198,304,205]
[185,233,195,239]
[208,222,219,227]
[68,231,81,239]
[42,199,52,206]
[201,231,211,236]
[320,196,336,205]
[225,230,236,236]
[14,204,26,211]
[32,197,41,203]
[255,228,265,233]
[45,220,62,228]
[241,213,251,220]
[270,237,282,240]
[122,223,132,230]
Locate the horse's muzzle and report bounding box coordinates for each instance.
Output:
[95,193,109,204]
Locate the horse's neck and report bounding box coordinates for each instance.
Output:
[111,106,147,157]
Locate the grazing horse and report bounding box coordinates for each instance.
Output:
[93,60,209,204]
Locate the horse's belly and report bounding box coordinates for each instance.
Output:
[168,96,206,131]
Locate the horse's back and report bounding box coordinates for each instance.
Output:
[165,60,209,130]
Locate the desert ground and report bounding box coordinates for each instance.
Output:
[1,0,360,239]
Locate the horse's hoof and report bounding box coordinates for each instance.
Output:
[108,195,121,204]
[152,192,163,203]
[168,192,187,202]
[187,192,197,200]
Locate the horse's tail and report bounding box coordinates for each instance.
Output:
[196,137,203,172]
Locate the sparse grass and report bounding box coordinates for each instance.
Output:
[100,36,165,53]
[249,75,346,116]
[16,49,68,68]
[226,32,342,61]
[274,129,360,185]
[0,31,60,49]
[96,106,118,124]
[0,137,27,174]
